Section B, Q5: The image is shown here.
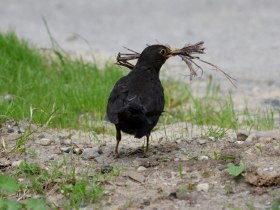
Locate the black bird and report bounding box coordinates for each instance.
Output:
[107,45,176,158]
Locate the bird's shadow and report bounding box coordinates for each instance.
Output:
[108,142,180,159]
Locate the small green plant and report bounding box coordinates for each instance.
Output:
[61,179,103,208]
[272,198,280,210]
[256,143,264,154]
[0,174,47,210]
[213,151,220,160]
[187,183,197,191]
[0,174,19,194]
[227,160,246,177]
[19,161,42,175]
[179,163,183,178]
[224,185,234,195]
[178,185,187,193]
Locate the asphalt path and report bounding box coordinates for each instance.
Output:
[1,0,280,85]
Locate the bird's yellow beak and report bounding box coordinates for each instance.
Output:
[169,48,182,56]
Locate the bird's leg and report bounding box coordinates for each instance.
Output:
[114,126,121,158]
[143,134,150,157]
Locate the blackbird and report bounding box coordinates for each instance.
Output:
[107,45,176,157]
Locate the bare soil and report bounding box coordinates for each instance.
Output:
[1,120,280,210]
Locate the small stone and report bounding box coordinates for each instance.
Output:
[137,166,147,172]
[43,154,56,162]
[0,158,11,168]
[198,155,209,160]
[18,127,25,134]
[246,133,258,142]
[208,136,216,141]
[60,147,72,153]
[37,134,45,138]
[94,156,105,163]
[36,138,53,146]
[228,137,236,143]
[127,171,145,183]
[73,148,82,155]
[198,139,207,145]
[60,138,72,145]
[101,165,113,174]
[7,125,14,133]
[168,192,177,199]
[237,132,248,141]
[197,183,209,192]
[12,160,23,167]
[3,94,14,103]
[141,198,150,206]
[81,148,101,160]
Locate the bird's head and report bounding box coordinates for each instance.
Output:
[135,45,172,72]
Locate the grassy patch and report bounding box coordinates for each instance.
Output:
[0,32,125,129]
[0,32,278,134]
[0,157,110,209]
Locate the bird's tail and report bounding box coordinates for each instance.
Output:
[121,103,152,124]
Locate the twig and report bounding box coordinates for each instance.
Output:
[116,42,236,87]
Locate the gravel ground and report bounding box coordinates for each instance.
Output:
[1,120,280,209]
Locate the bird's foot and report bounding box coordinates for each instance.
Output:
[142,152,149,158]
[113,152,120,159]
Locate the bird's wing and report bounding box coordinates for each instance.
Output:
[106,77,129,124]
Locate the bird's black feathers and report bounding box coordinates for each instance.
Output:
[106,45,170,156]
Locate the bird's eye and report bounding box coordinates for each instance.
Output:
[159,49,166,55]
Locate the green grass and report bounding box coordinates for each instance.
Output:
[0,32,278,134]
[0,157,108,209]
[0,32,125,129]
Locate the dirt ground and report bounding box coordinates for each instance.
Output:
[1,120,280,210]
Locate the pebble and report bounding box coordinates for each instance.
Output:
[37,134,45,138]
[0,158,11,167]
[127,171,145,183]
[198,139,207,145]
[246,133,258,142]
[137,166,147,172]
[7,125,14,133]
[60,147,72,153]
[81,148,102,160]
[198,155,209,160]
[141,198,150,206]
[264,167,274,172]
[43,154,56,162]
[208,136,216,141]
[168,192,177,199]
[12,160,23,167]
[94,156,105,163]
[101,165,113,174]
[197,183,209,192]
[228,137,236,143]
[237,131,248,141]
[36,138,53,146]
[3,94,14,103]
[18,127,25,134]
[60,138,72,145]
[73,147,82,155]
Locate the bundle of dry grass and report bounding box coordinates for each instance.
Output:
[116,42,236,87]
